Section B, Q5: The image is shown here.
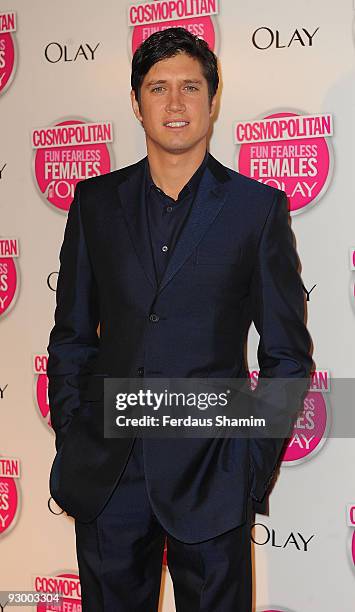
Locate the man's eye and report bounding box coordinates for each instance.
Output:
[151,86,165,93]
[185,85,198,92]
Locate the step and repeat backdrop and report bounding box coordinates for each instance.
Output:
[1,1,355,610]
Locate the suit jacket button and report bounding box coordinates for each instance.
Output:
[149,313,159,322]
[137,367,144,376]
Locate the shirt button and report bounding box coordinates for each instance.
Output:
[137,367,144,376]
[161,245,169,252]
[166,206,173,213]
[149,313,159,322]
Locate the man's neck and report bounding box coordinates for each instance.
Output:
[147,144,207,201]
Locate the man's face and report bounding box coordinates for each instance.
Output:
[131,52,216,155]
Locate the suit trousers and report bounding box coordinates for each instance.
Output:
[74,437,253,612]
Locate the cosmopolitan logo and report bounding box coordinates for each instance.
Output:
[33,354,51,430]
[129,0,219,54]
[248,368,329,393]
[248,368,329,464]
[128,0,218,25]
[0,238,20,320]
[0,11,17,96]
[34,573,81,611]
[44,42,100,63]
[32,122,112,148]
[235,114,332,144]
[32,119,113,212]
[252,523,314,551]
[252,27,319,50]
[0,456,20,536]
[236,112,333,214]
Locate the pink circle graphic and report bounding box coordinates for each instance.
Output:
[260,609,295,612]
[0,33,15,95]
[36,573,81,611]
[34,120,111,212]
[238,112,331,214]
[0,476,18,535]
[0,257,17,318]
[132,17,216,54]
[282,391,327,464]
[36,374,51,427]
[163,537,168,566]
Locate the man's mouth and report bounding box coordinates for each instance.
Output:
[164,121,190,128]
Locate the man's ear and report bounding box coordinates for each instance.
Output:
[209,94,217,119]
[130,89,143,123]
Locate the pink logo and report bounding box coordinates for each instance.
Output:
[347,505,355,570]
[0,12,17,96]
[163,537,168,565]
[236,111,333,214]
[0,457,20,536]
[35,573,81,611]
[248,368,329,465]
[32,119,113,212]
[261,609,295,612]
[282,390,328,464]
[33,355,51,429]
[259,608,295,612]
[129,0,219,54]
[0,238,19,320]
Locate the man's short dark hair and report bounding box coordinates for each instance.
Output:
[131,27,219,106]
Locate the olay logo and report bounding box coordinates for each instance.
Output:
[252,27,319,50]
[44,42,100,63]
[252,523,314,551]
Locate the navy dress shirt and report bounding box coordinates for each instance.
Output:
[145,151,209,286]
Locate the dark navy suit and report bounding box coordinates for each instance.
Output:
[47,153,312,610]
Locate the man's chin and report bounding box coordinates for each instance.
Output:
[155,139,204,156]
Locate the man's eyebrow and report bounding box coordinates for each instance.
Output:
[145,78,203,87]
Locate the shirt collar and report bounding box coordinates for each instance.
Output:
[146,150,209,203]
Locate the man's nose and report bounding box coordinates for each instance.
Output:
[165,90,186,113]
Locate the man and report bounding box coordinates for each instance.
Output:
[47,28,312,612]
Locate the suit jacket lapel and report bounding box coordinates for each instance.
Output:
[117,153,231,295]
[117,158,157,290]
[157,155,231,295]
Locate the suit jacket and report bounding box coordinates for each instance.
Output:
[47,153,312,543]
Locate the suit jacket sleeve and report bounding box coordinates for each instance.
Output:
[249,189,313,502]
[46,182,100,452]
